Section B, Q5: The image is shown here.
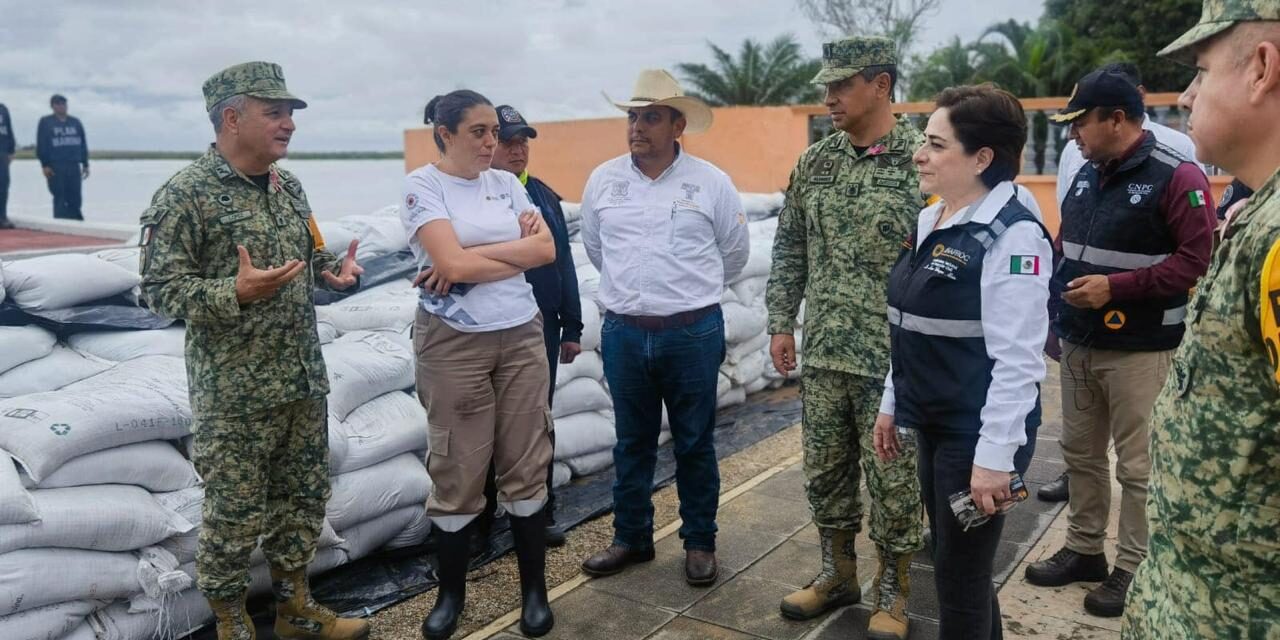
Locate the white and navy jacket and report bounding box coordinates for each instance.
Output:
[879,182,1053,472]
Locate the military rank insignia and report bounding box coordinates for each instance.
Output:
[1262,237,1280,385]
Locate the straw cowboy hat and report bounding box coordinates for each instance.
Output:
[606,69,714,134]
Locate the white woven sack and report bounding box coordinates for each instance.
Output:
[94,587,211,640]
[323,331,414,421]
[579,297,602,351]
[552,410,616,461]
[22,440,198,492]
[327,452,431,531]
[341,505,421,561]
[554,351,603,389]
[552,378,612,419]
[0,599,102,640]
[328,391,428,475]
[0,450,38,525]
[3,254,141,311]
[0,485,193,555]
[0,548,142,616]
[67,326,186,361]
[0,356,191,482]
[0,345,113,399]
[0,325,56,374]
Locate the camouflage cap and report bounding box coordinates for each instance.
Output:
[1159,0,1280,65]
[202,61,307,112]
[812,36,897,84]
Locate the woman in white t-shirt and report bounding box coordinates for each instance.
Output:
[401,90,557,640]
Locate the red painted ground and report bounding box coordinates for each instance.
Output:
[0,228,123,254]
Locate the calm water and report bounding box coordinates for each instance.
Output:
[4,158,406,225]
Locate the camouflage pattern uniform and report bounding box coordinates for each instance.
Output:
[139,62,346,601]
[766,37,925,555]
[1124,5,1280,638]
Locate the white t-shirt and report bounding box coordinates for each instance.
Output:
[400,164,539,333]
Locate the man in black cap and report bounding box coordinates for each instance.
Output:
[474,104,582,548]
[1023,67,1217,618]
[35,94,89,220]
[0,101,15,229]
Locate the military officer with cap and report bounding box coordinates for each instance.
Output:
[139,61,368,640]
[1125,2,1280,637]
[765,36,924,640]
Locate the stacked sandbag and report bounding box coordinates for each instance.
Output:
[1,253,141,312]
[0,356,198,635]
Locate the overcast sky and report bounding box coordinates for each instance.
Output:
[0,0,1044,152]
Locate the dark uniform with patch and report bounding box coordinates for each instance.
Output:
[138,62,348,602]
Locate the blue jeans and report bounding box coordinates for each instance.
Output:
[601,307,725,552]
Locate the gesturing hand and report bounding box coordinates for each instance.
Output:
[234,245,305,305]
[321,239,363,290]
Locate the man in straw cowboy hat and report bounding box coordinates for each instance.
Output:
[765,36,924,639]
[1123,1,1280,637]
[579,69,750,587]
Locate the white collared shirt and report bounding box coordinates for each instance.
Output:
[879,182,1052,471]
[1056,115,1202,206]
[580,148,750,316]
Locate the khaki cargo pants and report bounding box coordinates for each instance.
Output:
[414,309,554,532]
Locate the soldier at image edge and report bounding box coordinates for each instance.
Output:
[1123,1,1280,638]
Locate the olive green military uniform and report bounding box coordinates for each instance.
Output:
[1124,5,1280,638]
[139,63,347,601]
[766,38,925,557]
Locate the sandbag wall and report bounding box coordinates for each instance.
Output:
[0,252,430,640]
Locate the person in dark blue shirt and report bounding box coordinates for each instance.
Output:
[474,104,584,549]
[35,94,89,220]
[0,102,15,229]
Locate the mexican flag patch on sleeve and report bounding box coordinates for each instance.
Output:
[1188,190,1207,208]
[1011,255,1040,275]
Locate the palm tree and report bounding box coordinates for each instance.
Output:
[976,20,1099,172]
[676,35,823,106]
[907,37,1007,101]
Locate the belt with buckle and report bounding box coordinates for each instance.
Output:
[606,304,720,331]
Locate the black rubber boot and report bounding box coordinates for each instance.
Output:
[422,525,471,640]
[510,510,555,637]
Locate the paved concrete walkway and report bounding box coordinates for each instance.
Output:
[467,363,1128,639]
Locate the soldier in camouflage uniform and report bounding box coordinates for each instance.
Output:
[139,62,369,640]
[1123,3,1280,638]
[765,36,924,640]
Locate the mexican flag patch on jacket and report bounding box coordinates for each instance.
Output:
[1189,190,1207,208]
[1011,255,1040,275]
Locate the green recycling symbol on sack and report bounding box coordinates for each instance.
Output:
[49,423,72,436]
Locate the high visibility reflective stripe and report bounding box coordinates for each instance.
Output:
[1062,241,1169,270]
[888,306,985,338]
[1162,305,1187,325]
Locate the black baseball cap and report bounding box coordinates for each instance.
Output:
[496,105,537,142]
[50,94,67,105]
[1049,68,1144,125]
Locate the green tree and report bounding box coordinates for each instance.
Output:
[675,36,823,106]
[907,37,1006,101]
[1044,0,1200,91]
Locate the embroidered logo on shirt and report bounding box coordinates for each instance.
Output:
[1127,183,1154,205]
[1074,180,1089,197]
[610,181,630,200]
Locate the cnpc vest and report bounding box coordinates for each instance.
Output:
[1053,134,1190,351]
[887,191,1048,434]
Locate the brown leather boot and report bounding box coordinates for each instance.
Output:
[867,551,912,640]
[208,595,255,640]
[779,528,860,620]
[270,566,370,639]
